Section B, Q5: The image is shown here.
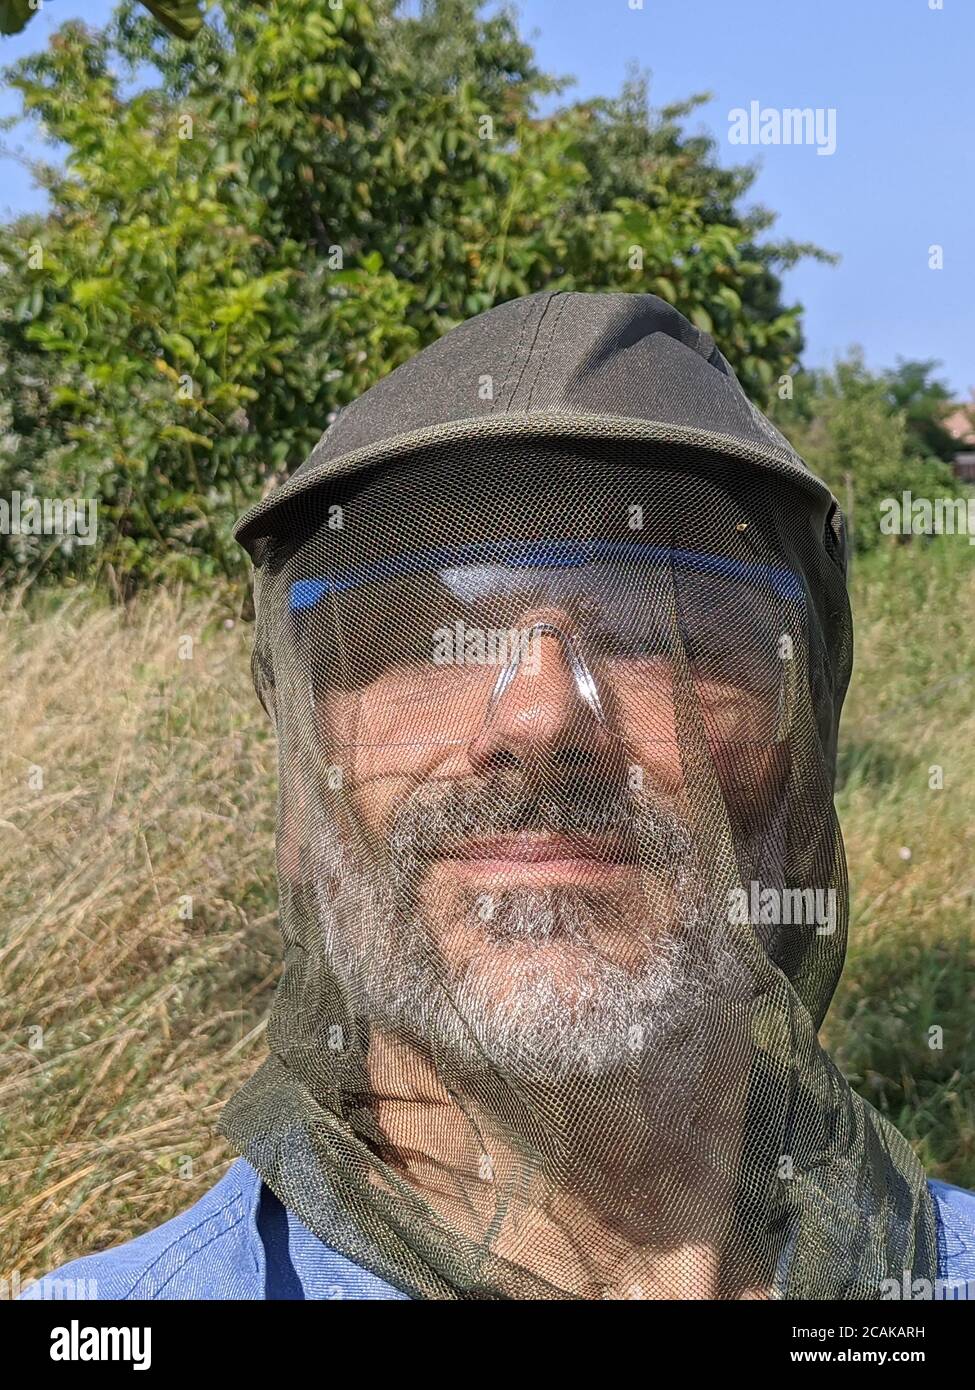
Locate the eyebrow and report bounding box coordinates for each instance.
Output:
[289,538,805,610]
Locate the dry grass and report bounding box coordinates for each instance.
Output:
[0,587,279,1279]
[1,541,973,1280]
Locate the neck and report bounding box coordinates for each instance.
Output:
[363,1027,761,1298]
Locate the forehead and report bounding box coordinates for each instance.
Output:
[286,541,804,702]
[273,444,813,656]
[284,443,795,561]
[289,538,804,611]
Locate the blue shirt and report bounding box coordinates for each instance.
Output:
[21,1160,975,1300]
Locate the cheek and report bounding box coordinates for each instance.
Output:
[708,742,789,818]
[613,685,788,811]
[345,776,400,850]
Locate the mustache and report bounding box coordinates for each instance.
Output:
[386,772,689,862]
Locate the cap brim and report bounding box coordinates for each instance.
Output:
[234,410,837,561]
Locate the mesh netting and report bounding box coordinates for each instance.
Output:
[221,436,936,1299]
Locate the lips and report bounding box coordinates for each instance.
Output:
[447,831,635,865]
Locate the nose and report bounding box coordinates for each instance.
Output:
[467,621,623,777]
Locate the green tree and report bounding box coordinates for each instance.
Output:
[883,359,959,465]
[776,354,961,555]
[0,0,206,41]
[0,0,826,591]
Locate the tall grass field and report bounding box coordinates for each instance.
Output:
[1,540,972,1279]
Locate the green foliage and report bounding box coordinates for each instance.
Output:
[1,0,821,590]
[0,0,207,40]
[0,0,32,37]
[883,358,959,464]
[774,354,963,555]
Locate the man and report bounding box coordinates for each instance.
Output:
[29,292,975,1299]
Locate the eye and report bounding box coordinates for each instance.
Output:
[380,662,488,694]
[600,653,674,690]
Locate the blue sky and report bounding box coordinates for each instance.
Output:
[2,0,972,396]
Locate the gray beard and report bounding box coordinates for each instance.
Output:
[309,781,758,1088]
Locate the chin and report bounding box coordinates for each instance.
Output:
[462,936,620,1007]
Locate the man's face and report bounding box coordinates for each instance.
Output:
[305,574,789,1078]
